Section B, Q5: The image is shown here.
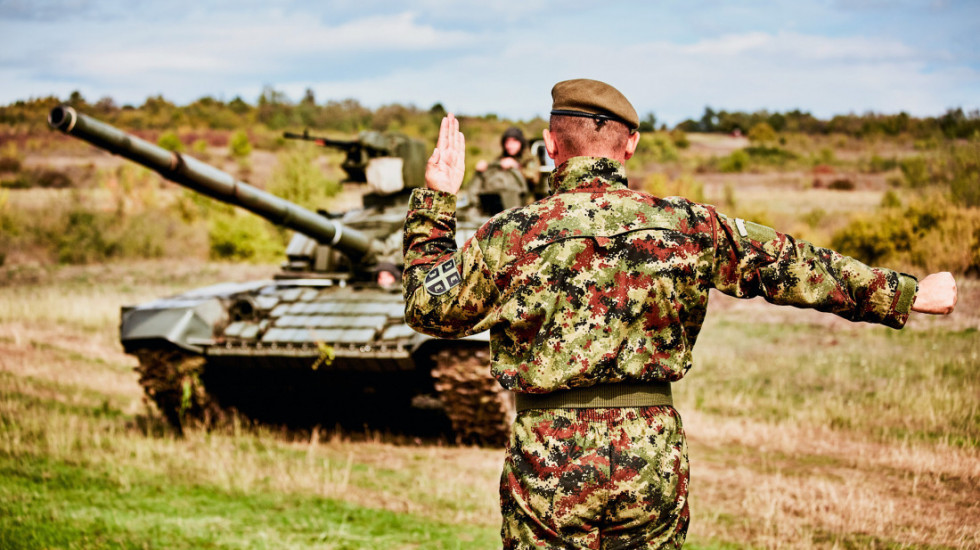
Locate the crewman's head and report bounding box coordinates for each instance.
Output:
[501,126,526,158]
[543,78,641,166]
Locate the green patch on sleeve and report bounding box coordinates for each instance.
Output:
[737,218,778,243]
[894,273,918,315]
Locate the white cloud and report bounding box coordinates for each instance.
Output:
[0,3,977,123]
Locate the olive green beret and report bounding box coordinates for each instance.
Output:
[550,79,639,131]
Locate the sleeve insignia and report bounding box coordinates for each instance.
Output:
[424,258,461,296]
[735,218,749,238]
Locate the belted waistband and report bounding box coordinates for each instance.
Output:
[515,382,672,412]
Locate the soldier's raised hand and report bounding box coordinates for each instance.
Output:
[426,114,466,195]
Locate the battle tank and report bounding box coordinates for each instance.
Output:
[47,105,514,445]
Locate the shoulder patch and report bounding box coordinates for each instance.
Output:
[736,218,777,243]
[424,258,461,296]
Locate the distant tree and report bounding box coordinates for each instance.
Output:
[748,122,777,145]
[67,90,87,108]
[94,96,118,115]
[301,88,316,106]
[638,112,658,133]
[228,96,251,115]
[429,102,447,118]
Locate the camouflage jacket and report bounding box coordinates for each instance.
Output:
[403,156,918,394]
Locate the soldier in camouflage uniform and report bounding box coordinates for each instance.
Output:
[403,80,957,549]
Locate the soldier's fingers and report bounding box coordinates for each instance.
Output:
[437,116,450,151]
[454,128,465,168]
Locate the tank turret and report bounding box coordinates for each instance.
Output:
[47,106,514,445]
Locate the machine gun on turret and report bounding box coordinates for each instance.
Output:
[283,128,427,192]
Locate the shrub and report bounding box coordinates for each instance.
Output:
[267,148,340,210]
[748,122,777,145]
[208,209,284,261]
[229,130,252,159]
[832,194,980,274]
[157,131,184,152]
[719,149,749,173]
[880,190,902,208]
[899,156,930,187]
[865,154,898,173]
[949,139,980,207]
[633,133,679,164]
[744,145,797,166]
[670,129,690,149]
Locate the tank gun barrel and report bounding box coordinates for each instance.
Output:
[48,105,377,263]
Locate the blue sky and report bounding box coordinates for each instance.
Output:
[2,0,978,124]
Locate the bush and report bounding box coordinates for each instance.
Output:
[670,129,690,149]
[157,131,184,152]
[748,122,777,144]
[267,148,340,210]
[208,209,284,261]
[744,145,797,166]
[45,203,172,264]
[719,149,749,172]
[899,156,930,187]
[949,139,980,207]
[229,130,252,159]
[865,154,898,173]
[631,132,679,164]
[880,190,902,208]
[832,194,980,274]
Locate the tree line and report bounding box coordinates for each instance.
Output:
[675,106,980,139]
[2,87,979,139]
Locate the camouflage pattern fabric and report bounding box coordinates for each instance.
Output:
[404,156,918,394]
[403,155,918,545]
[500,406,689,549]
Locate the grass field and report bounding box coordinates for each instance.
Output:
[1,261,977,549]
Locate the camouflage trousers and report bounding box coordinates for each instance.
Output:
[500,406,689,549]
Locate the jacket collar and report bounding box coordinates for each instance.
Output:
[550,156,629,194]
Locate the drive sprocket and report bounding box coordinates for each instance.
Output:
[134,349,225,435]
[431,347,514,447]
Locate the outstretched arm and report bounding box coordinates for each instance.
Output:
[425,114,466,195]
[911,272,957,315]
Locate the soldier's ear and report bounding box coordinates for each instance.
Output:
[542,129,558,159]
[623,131,641,161]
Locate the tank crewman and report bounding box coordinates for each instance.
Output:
[475,126,541,189]
[469,126,542,209]
[402,81,957,548]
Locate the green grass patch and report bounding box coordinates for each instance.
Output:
[0,454,497,549]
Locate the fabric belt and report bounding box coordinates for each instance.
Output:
[514,382,673,412]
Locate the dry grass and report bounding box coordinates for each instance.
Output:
[2,261,977,549]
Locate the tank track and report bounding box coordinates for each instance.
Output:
[134,349,226,435]
[431,347,514,447]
